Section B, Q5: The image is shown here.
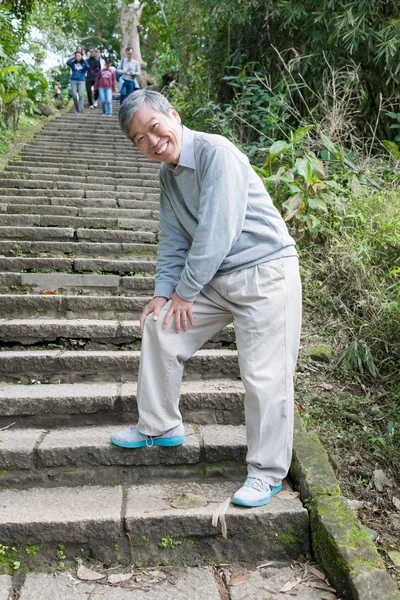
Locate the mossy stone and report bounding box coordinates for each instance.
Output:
[304,344,333,363]
[311,495,391,598]
[290,426,340,500]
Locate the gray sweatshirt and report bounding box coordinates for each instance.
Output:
[154,126,297,302]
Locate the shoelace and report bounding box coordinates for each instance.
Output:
[243,477,270,492]
[130,426,154,447]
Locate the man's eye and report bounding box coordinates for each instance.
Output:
[136,137,144,145]
[152,123,159,129]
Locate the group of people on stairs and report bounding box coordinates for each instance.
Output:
[66,45,141,116]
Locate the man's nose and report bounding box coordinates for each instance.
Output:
[148,132,160,146]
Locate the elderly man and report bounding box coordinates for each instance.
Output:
[111,90,302,508]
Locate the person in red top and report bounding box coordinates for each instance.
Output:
[94,59,117,117]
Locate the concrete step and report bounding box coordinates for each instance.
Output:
[16,154,160,168]
[0,240,158,258]
[0,480,309,566]
[0,379,244,429]
[3,204,159,220]
[0,226,156,243]
[0,256,156,274]
[0,272,154,296]
[0,214,159,230]
[2,173,159,188]
[0,294,151,318]
[0,318,234,346]
[0,188,159,201]
[0,348,239,383]
[0,179,160,194]
[0,423,250,486]
[6,165,160,180]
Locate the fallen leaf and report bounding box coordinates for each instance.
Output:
[279,577,301,592]
[387,547,400,568]
[277,490,300,500]
[393,496,400,511]
[347,499,364,511]
[373,469,392,492]
[41,290,57,295]
[77,565,105,581]
[321,594,337,600]
[107,573,133,584]
[306,581,336,592]
[388,513,400,528]
[305,565,326,581]
[66,573,80,586]
[319,383,334,391]
[170,493,207,509]
[229,573,249,586]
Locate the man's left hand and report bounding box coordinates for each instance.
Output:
[163,292,194,333]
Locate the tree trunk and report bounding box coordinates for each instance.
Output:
[119,1,151,89]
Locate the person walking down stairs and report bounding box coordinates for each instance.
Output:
[85,47,101,110]
[94,59,117,117]
[66,51,89,114]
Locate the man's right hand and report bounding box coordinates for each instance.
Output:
[140,296,168,333]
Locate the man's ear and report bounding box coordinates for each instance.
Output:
[170,106,181,123]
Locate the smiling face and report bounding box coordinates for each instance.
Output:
[129,103,183,165]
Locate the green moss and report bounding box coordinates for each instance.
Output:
[311,495,386,595]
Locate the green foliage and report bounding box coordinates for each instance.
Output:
[158,536,182,549]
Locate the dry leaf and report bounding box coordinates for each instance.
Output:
[305,565,326,581]
[77,565,105,581]
[306,581,336,592]
[107,573,133,584]
[347,499,364,511]
[393,496,400,511]
[387,547,400,568]
[41,290,57,295]
[229,573,249,586]
[212,497,230,539]
[319,383,334,391]
[279,577,301,592]
[277,490,300,500]
[321,594,337,600]
[373,469,392,492]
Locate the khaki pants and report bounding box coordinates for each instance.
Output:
[137,257,302,486]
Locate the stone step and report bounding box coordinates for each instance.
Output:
[0,272,154,296]
[0,318,234,346]
[0,379,244,429]
[0,256,156,274]
[0,214,159,231]
[2,172,159,186]
[0,226,155,242]
[0,480,308,566]
[16,155,160,169]
[6,165,160,179]
[0,423,250,487]
[0,240,158,258]
[0,348,239,383]
[0,178,160,194]
[3,204,159,220]
[21,151,154,164]
[0,294,151,319]
[5,158,159,179]
[0,188,160,200]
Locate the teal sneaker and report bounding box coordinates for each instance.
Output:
[110,423,185,449]
[232,477,282,507]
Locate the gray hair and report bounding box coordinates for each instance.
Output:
[118,90,171,140]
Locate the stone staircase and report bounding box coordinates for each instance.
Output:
[0,106,309,569]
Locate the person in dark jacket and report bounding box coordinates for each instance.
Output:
[66,51,88,113]
[94,59,117,116]
[85,48,101,109]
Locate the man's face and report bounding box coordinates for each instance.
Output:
[89,49,95,57]
[126,49,133,59]
[129,104,182,165]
